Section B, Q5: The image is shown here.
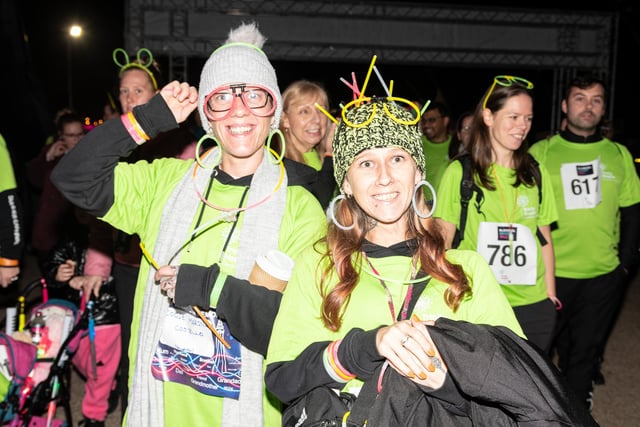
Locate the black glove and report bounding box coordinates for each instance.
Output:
[174,263,220,308]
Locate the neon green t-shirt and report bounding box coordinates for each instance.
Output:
[422,134,452,192]
[267,243,524,395]
[434,160,558,307]
[104,157,327,427]
[303,149,322,171]
[530,135,640,278]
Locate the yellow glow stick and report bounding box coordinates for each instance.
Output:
[358,55,377,102]
[139,242,160,270]
[315,103,338,124]
[18,296,25,331]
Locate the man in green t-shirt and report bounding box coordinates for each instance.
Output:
[421,101,453,192]
[529,75,640,411]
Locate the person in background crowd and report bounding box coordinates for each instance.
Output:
[27,112,85,273]
[449,110,473,157]
[41,208,120,427]
[0,132,24,288]
[435,75,559,354]
[530,75,640,411]
[52,22,326,426]
[278,79,337,208]
[84,46,198,418]
[421,101,452,192]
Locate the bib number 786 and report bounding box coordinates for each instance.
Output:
[487,243,526,267]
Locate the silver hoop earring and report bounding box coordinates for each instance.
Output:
[412,180,436,219]
[328,194,355,231]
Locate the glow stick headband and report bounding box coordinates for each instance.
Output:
[112,47,159,90]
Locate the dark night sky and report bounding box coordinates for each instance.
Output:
[4,0,639,163]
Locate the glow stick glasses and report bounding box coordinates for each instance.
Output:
[341,97,421,128]
[204,84,275,121]
[314,55,423,127]
[482,75,534,110]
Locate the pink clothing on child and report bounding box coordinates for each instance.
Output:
[72,323,121,421]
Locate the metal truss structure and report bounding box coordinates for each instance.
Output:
[125,0,619,126]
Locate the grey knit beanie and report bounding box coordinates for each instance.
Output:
[198,22,282,133]
[333,99,425,187]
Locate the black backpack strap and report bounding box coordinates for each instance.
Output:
[453,155,481,248]
[526,153,542,205]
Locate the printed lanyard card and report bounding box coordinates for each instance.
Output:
[152,305,242,398]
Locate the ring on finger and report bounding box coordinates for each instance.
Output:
[400,335,410,347]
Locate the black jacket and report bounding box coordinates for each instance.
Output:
[351,318,598,426]
[43,222,119,326]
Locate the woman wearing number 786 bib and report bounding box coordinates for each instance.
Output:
[434,75,559,353]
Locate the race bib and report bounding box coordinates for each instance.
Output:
[152,306,241,398]
[477,222,537,285]
[560,158,601,210]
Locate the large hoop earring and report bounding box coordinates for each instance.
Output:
[266,129,285,164]
[195,134,221,169]
[412,180,436,219]
[328,194,355,231]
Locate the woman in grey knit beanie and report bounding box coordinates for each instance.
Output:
[52,21,326,427]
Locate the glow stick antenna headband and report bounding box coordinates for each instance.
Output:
[323,56,426,186]
[112,47,158,90]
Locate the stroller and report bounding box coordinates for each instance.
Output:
[0,278,97,427]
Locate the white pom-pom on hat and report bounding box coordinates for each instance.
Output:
[225,22,266,47]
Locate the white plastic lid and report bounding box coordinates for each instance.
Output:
[256,250,295,282]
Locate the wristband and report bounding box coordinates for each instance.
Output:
[548,294,563,311]
[121,112,150,145]
[0,258,19,267]
[325,340,355,382]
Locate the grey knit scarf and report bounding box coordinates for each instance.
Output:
[126,147,286,426]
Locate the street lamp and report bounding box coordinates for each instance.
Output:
[67,24,83,109]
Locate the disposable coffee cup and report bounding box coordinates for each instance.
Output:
[248,250,295,292]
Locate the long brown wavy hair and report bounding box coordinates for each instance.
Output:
[316,189,471,331]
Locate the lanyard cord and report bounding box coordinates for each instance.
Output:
[166,172,249,265]
[190,170,217,247]
[362,253,417,322]
[491,165,518,224]
[218,187,249,264]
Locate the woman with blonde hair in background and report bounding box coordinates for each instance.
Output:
[279,79,337,208]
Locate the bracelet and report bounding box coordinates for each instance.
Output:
[327,340,356,381]
[548,295,563,311]
[0,258,19,267]
[121,112,150,145]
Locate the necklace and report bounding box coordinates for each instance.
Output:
[491,164,518,260]
[491,164,518,224]
[192,147,286,214]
